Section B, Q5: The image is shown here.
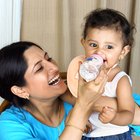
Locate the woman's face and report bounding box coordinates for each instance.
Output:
[23,46,67,101]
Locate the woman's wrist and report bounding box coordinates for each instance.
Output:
[66,124,84,133]
[66,101,91,130]
[60,102,90,140]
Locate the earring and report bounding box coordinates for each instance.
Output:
[25,94,29,100]
[119,55,123,61]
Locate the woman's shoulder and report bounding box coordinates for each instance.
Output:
[63,102,73,115]
[0,105,38,139]
[63,101,73,108]
[0,105,28,122]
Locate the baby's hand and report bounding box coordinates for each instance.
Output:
[84,120,93,134]
[99,106,116,124]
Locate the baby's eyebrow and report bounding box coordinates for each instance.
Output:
[87,39,98,43]
[87,39,96,41]
[104,42,116,46]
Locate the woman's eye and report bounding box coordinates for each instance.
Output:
[44,52,52,62]
[90,43,98,47]
[44,54,52,62]
[47,57,52,62]
[36,66,43,72]
[107,45,113,49]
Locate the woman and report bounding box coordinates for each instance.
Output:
[0,41,107,140]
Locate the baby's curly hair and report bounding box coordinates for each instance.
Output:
[82,8,136,48]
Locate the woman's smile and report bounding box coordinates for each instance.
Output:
[48,74,61,86]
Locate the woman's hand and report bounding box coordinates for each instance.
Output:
[77,67,108,111]
[60,65,108,140]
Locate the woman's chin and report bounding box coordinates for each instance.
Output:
[56,79,67,93]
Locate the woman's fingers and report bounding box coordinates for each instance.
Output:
[77,61,86,96]
[94,66,108,92]
[77,61,108,110]
[98,74,108,94]
[77,70,107,105]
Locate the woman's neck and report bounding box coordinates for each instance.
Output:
[24,98,64,126]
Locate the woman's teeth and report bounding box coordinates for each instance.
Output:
[48,75,61,85]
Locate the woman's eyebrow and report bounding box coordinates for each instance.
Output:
[32,52,48,72]
[32,60,42,72]
[44,52,48,58]
[32,52,47,72]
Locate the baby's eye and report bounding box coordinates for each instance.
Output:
[106,45,113,49]
[90,43,98,48]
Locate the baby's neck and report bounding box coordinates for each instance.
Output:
[107,66,121,82]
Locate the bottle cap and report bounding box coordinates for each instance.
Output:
[87,54,103,66]
[79,54,103,82]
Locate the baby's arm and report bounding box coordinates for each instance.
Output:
[60,87,119,124]
[92,93,140,125]
[60,77,136,125]
[107,76,135,125]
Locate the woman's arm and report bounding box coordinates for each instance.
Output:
[60,70,108,140]
[60,102,90,140]
[60,83,139,126]
[92,96,117,112]
[132,103,140,125]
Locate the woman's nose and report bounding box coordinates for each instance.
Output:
[45,61,59,73]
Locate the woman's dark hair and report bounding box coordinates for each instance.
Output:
[0,41,41,107]
[82,8,135,47]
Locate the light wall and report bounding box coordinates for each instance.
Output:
[21,0,140,93]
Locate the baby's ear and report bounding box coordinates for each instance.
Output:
[119,45,130,60]
[81,38,85,46]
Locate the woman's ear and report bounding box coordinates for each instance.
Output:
[11,86,29,99]
[119,45,130,61]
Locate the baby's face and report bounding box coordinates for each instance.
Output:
[81,28,127,69]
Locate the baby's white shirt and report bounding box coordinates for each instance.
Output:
[84,71,132,137]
